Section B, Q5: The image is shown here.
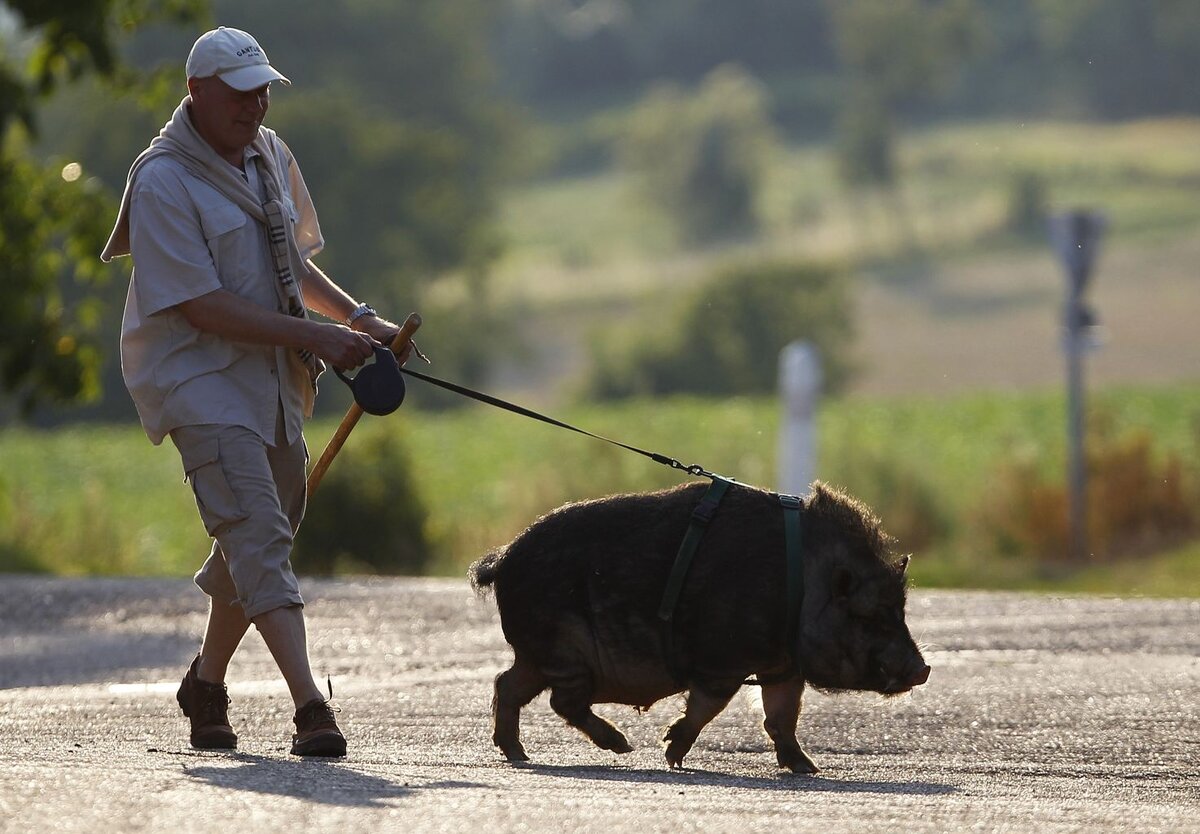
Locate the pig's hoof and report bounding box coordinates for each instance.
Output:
[664,740,693,769]
[778,747,819,774]
[596,728,633,754]
[584,717,633,754]
[499,743,529,762]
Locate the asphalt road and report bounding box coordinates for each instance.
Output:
[1,576,1197,833]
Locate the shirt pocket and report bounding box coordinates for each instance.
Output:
[199,202,246,241]
[196,197,259,296]
[180,437,248,536]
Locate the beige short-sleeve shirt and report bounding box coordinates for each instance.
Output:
[121,140,324,446]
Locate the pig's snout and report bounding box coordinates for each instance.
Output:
[881,662,930,695]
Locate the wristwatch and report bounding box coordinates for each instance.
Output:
[346,302,377,327]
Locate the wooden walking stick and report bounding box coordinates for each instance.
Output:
[306,312,422,496]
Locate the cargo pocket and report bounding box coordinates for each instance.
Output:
[180,438,247,536]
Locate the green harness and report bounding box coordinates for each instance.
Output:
[657,477,805,684]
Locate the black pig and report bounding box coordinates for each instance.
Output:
[470,479,930,773]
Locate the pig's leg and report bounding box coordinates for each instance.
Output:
[761,678,819,774]
[662,683,739,769]
[492,654,547,761]
[548,675,633,754]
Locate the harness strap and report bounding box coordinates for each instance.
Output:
[780,493,804,654]
[742,493,805,688]
[658,477,732,622]
[658,477,732,681]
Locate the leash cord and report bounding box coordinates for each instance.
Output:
[399,366,715,479]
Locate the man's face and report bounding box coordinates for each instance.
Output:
[188,76,270,161]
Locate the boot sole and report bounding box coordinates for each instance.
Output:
[291,732,347,757]
[191,732,238,750]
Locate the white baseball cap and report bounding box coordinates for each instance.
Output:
[186,26,291,91]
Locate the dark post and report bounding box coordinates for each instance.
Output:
[1048,210,1105,561]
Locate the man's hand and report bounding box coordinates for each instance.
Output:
[353,314,413,365]
[297,259,419,364]
[309,323,378,370]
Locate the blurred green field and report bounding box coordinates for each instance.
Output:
[473,118,1200,407]
[3,383,1198,596]
[491,118,1200,303]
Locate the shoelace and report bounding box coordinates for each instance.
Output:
[293,675,341,730]
[296,699,339,728]
[197,685,231,725]
[322,675,341,716]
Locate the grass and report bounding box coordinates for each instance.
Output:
[0,427,206,576]
[2,383,1198,596]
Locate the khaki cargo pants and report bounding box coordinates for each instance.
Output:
[170,420,307,619]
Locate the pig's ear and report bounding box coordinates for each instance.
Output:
[831,566,854,601]
[896,555,911,576]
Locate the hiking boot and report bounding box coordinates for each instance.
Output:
[291,697,347,757]
[176,655,237,750]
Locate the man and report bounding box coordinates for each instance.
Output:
[101,26,410,757]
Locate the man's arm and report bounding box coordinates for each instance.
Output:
[176,289,376,370]
[299,259,409,361]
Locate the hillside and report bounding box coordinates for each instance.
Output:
[463,119,1200,403]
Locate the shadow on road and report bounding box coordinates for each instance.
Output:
[513,762,956,796]
[0,576,200,689]
[183,754,483,807]
[1,633,194,689]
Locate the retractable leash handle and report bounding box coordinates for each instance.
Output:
[334,345,406,416]
[307,312,422,496]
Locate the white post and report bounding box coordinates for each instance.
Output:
[778,341,822,497]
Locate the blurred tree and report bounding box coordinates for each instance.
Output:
[292,425,432,575]
[834,89,894,189]
[494,0,836,113]
[1030,0,1200,116]
[0,0,204,417]
[500,1,1200,129]
[202,1,515,405]
[585,259,854,399]
[620,64,777,244]
[205,0,511,312]
[25,1,517,419]
[828,0,984,191]
[1005,169,1049,238]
